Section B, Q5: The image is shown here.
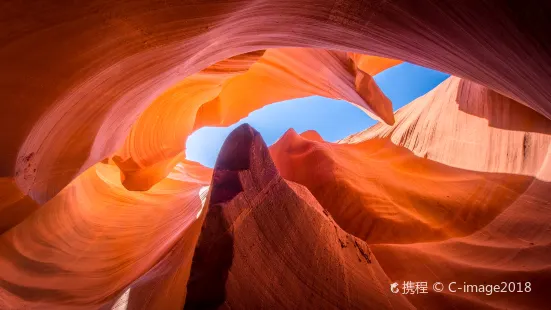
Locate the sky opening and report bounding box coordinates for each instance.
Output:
[186,63,449,167]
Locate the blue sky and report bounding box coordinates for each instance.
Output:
[186,63,449,167]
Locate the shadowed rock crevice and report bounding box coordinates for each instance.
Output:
[456,79,551,134]
[184,203,234,310]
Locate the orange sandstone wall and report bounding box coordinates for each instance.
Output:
[2,0,550,206]
[0,1,550,309]
[270,77,551,308]
[113,48,397,191]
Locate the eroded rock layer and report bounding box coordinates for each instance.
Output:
[0,160,211,309]
[185,124,413,309]
[2,0,551,207]
[0,1,551,309]
[271,77,551,244]
[270,77,551,309]
[113,48,397,191]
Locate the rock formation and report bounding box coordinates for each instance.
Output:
[185,124,413,309]
[271,77,551,308]
[113,48,398,191]
[1,0,551,309]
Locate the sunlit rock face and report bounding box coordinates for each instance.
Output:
[1,0,551,309]
[271,78,551,309]
[113,48,398,191]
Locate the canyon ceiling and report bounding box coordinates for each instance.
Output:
[1,0,550,309]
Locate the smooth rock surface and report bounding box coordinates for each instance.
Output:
[1,1,551,309]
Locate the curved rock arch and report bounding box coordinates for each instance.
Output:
[2,0,550,202]
[1,1,551,309]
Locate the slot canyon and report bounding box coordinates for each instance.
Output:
[1,1,551,309]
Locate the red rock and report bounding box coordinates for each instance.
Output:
[2,0,550,202]
[271,77,551,308]
[185,124,412,309]
[0,1,550,309]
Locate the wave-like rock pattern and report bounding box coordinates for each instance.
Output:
[0,160,211,309]
[2,0,551,205]
[343,77,551,176]
[1,0,551,309]
[271,77,551,308]
[113,48,397,191]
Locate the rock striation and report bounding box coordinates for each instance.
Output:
[185,124,413,309]
[270,77,551,309]
[0,1,551,309]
